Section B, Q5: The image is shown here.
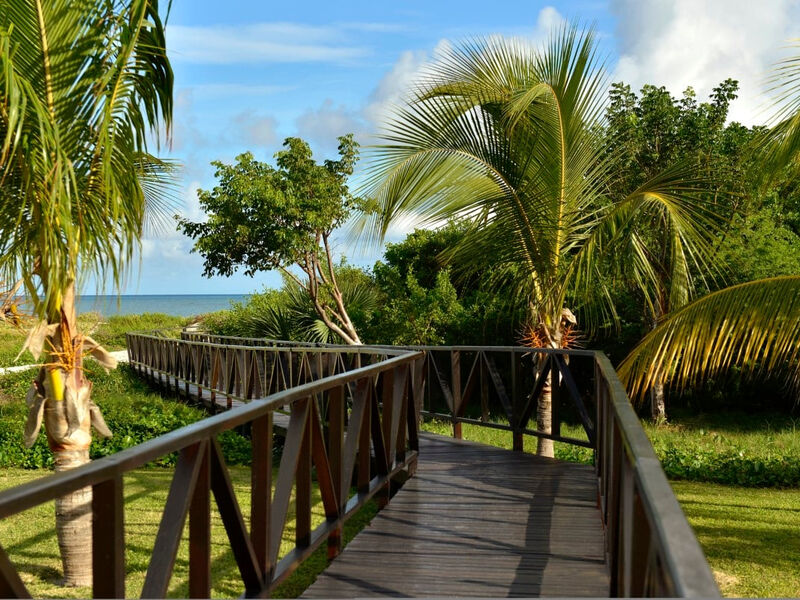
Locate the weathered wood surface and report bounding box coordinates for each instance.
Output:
[303,434,609,598]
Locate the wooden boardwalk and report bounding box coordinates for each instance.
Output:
[304,434,609,598]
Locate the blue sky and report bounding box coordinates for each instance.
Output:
[118,0,800,296]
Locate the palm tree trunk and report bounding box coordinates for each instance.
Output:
[536,376,554,457]
[53,448,92,587]
[650,382,666,423]
[649,302,667,423]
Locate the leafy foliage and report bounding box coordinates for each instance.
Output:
[360,26,719,352]
[179,135,370,344]
[0,0,175,320]
[619,276,800,399]
[178,136,359,277]
[0,363,250,468]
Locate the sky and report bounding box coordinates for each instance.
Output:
[117,0,800,296]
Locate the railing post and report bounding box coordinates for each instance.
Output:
[511,351,523,452]
[451,351,462,439]
[296,402,312,548]
[551,353,561,439]
[189,441,211,598]
[251,413,273,579]
[92,476,125,599]
[618,457,635,597]
[327,385,345,560]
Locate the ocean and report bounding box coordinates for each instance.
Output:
[75,294,249,317]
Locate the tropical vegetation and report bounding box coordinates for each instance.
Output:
[619,43,800,402]
[178,135,369,344]
[357,27,721,455]
[0,0,173,586]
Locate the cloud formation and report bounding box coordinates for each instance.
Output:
[611,0,800,124]
[167,22,402,64]
[232,111,279,148]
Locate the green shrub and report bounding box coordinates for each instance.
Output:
[0,364,251,469]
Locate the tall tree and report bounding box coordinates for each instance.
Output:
[0,0,173,586]
[619,42,800,400]
[179,135,367,344]
[603,80,750,420]
[361,26,717,456]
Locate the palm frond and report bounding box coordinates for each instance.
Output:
[618,276,800,399]
[759,40,800,180]
[0,0,173,320]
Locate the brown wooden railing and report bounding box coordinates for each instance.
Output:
[0,335,422,598]
[0,332,719,598]
[174,332,721,598]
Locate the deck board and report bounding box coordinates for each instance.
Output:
[143,367,609,597]
[303,434,609,598]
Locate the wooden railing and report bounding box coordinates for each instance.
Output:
[128,331,409,412]
[0,335,422,598]
[173,333,721,598]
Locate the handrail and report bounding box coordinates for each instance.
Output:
[178,332,718,597]
[0,332,720,598]
[0,337,423,598]
[594,354,719,597]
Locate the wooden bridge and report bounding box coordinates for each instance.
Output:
[0,332,719,598]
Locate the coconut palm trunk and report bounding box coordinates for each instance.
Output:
[23,286,114,586]
[536,379,555,457]
[1,1,172,585]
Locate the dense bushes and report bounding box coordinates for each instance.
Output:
[657,447,800,487]
[0,363,251,469]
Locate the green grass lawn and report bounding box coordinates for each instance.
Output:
[0,467,377,598]
[672,481,800,597]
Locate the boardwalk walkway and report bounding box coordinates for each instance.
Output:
[304,434,609,598]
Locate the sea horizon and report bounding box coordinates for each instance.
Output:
[74,293,250,317]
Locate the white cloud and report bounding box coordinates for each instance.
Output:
[171,89,210,152]
[611,0,800,124]
[167,22,373,64]
[180,83,294,99]
[295,100,367,151]
[232,112,279,148]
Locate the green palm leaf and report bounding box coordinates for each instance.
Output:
[618,276,800,399]
[360,24,719,340]
[0,0,173,320]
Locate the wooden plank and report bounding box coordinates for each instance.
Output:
[189,442,211,599]
[209,439,263,595]
[250,413,273,576]
[303,433,609,599]
[270,399,311,561]
[92,476,125,599]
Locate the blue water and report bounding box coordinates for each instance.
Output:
[76,295,248,317]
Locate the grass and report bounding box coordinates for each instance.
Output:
[0,312,188,368]
[672,480,800,597]
[0,363,251,470]
[0,467,378,598]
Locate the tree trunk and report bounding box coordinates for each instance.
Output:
[21,284,114,588]
[536,375,554,457]
[650,381,666,423]
[53,448,92,587]
[649,302,667,423]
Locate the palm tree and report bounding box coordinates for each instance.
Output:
[619,43,800,399]
[239,267,380,343]
[0,0,173,586]
[361,25,717,456]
